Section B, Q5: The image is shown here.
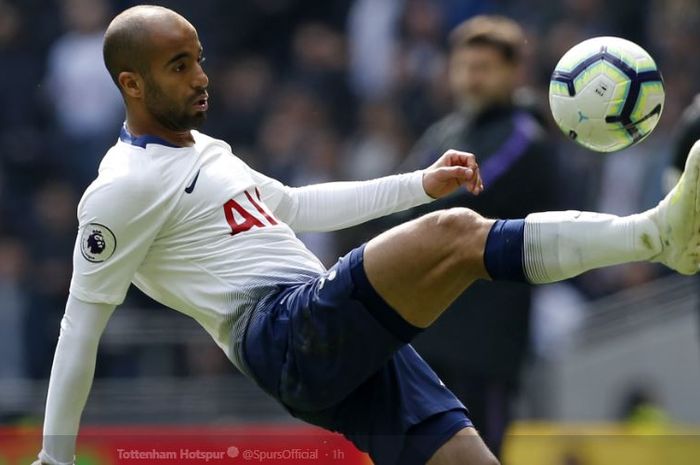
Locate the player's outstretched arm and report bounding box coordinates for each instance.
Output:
[252,150,483,232]
[33,295,116,465]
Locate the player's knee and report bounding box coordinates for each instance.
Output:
[430,208,486,260]
[430,208,482,237]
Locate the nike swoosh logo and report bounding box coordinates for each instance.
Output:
[184,169,200,194]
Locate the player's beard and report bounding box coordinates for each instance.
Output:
[144,76,207,132]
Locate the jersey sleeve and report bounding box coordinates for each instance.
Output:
[39,295,115,465]
[69,176,166,305]
[246,166,433,232]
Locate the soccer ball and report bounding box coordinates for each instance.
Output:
[549,36,664,152]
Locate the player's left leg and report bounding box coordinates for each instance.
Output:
[426,427,499,465]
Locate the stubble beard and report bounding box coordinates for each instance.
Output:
[144,77,207,132]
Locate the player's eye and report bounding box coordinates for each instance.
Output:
[174,62,186,72]
[198,55,206,65]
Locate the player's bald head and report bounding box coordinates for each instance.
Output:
[103,5,195,90]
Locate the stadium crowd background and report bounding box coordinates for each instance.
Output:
[0,0,699,433]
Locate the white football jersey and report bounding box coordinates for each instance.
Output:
[70,127,328,373]
[70,126,431,374]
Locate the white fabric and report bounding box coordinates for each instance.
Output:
[523,210,662,284]
[38,295,115,465]
[43,129,434,463]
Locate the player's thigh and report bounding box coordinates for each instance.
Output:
[363,208,494,327]
[427,427,500,465]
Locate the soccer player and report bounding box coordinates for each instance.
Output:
[34,6,700,465]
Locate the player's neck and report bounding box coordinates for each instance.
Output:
[125,115,195,147]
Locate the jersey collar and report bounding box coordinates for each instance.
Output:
[119,124,182,149]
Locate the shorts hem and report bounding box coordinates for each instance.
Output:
[399,408,473,465]
[348,244,423,343]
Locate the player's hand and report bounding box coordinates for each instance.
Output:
[421,149,484,199]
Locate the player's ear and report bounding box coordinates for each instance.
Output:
[118,71,143,99]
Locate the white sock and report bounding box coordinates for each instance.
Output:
[523,210,661,284]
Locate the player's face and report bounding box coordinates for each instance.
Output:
[143,21,209,131]
[449,45,516,111]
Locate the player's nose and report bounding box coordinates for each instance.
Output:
[193,64,209,89]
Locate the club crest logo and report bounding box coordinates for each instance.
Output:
[80,223,116,263]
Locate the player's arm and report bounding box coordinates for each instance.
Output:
[34,295,116,465]
[251,150,483,232]
[33,168,166,464]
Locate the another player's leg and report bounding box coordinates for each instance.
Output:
[364,140,700,328]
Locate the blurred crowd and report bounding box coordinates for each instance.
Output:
[1,0,700,414]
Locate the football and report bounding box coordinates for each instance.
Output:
[549,36,665,152]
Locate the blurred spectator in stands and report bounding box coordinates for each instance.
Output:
[669,94,700,186]
[256,85,328,182]
[0,0,43,130]
[396,0,451,134]
[347,0,403,101]
[0,236,29,379]
[208,56,274,150]
[290,22,355,132]
[400,15,560,457]
[24,181,77,378]
[648,0,700,128]
[618,383,670,432]
[43,0,121,189]
[343,101,410,180]
[0,1,54,219]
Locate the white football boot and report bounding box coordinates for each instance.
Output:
[649,139,700,274]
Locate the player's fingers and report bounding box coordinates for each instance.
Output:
[473,171,484,194]
[464,164,483,194]
[437,165,473,183]
[440,166,485,196]
[444,150,478,169]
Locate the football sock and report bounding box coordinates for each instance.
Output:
[484,211,662,283]
[524,210,663,283]
[483,219,526,281]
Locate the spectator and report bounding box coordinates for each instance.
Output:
[347,0,404,100]
[43,0,121,188]
[290,22,355,132]
[0,236,29,380]
[344,101,411,180]
[396,0,451,134]
[24,181,77,378]
[208,56,274,149]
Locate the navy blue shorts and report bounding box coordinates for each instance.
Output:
[242,244,472,465]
